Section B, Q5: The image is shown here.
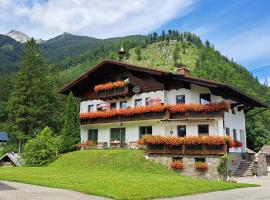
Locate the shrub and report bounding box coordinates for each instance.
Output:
[170,160,184,169]
[0,143,18,157]
[218,154,229,177]
[22,127,60,166]
[194,162,208,171]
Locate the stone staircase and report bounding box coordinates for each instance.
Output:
[234,159,254,177]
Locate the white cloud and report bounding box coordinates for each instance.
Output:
[214,24,270,68]
[0,0,195,39]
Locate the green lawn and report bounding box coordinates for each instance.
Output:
[0,150,253,199]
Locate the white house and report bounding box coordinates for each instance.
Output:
[59,60,266,155]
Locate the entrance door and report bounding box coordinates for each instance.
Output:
[110,128,126,147]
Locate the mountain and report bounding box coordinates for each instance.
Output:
[6,30,31,43]
[40,32,103,64]
[0,31,145,74]
[0,34,23,74]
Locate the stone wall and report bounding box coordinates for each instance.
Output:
[146,154,222,180]
[254,152,268,176]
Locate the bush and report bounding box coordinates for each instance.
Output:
[22,127,60,166]
[0,143,17,157]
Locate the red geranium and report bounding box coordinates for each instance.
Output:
[194,162,208,171]
[171,160,184,169]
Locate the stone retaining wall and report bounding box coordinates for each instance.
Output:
[146,154,222,180]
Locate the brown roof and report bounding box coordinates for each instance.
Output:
[59,59,268,108]
[261,145,270,155]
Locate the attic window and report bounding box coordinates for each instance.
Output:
[200,93,211,104]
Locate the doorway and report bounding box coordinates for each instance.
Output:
[110,128,126,147]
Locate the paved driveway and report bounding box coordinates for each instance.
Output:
[0,181,110,200]
[160,176,270,200]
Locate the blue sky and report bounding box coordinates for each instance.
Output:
[0,0,269,82]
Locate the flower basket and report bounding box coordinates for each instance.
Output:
[170,160,184,170]
[206,144,224,150]
[194,162,208,171]
[186,144,203,150]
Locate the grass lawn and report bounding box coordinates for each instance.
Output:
[0,150,254,199]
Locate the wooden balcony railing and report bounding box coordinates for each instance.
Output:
[80,102,228,125]
[145,144,227,155]
[96,86,129,100]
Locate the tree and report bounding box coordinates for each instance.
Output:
[7,39,57,152]
[22,127,60,166]
[61,92,80,152]
[173,44,181,64]
[135,46,142,61]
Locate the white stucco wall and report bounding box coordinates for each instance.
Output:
[224,109,246,153]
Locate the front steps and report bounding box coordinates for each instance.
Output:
[233,159,254,177]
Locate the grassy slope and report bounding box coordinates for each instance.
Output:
[127,41,199,72]
[0,150,253,199]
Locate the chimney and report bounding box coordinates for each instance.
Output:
[175,63,190,76]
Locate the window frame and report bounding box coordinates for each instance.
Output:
[233,129,237,141]
[120,101,127,109]
[139,126,152,139]
[176,95,185,104]
[88,104,94,112]
[134,98,142,107]
[177,125,186,137]
[198,124,209,136]
[200,93,211,104]
[88,129,98,143]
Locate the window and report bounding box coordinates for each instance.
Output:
[176,95,185,104]
[177,125,186,137]
[110,128,126,147]
[120,101,127,109]
[135,99,142,107]
[145,97,150,105]
[88,105,94,112]
[88,129,98,143]
[195,157,206,163]
[172,156,182,161]
[232,109,236,114]
[110,102,117,110]
[198,124,209,136]
[200,93,211,104]
[233,129,237,140]
[226,127,230,136]
[96,104,102,111]
[139,126,152,139]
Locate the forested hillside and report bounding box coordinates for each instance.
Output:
[0,30,269,154]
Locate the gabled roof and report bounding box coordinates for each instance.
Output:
[0,152,21,166]
[0,132,8,142]
[59,59,268,108]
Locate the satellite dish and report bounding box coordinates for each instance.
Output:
[132,85,141,94]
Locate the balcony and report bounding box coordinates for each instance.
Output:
[94,81,131,100]
[145,144,227,155]
[80,102,229,125]
[143,135,229,155]
[96,86,129,100]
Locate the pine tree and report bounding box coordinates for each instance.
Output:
[135,46,142,61]
[61,92,80,152]
[173,44,180,64]
[7,39,56,152]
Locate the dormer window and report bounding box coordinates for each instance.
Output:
[200,93,211,104]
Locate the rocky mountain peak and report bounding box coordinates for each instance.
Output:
[7,30,31,43]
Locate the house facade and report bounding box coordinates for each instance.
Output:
[60,60,267,178]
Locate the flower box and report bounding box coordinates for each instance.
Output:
[106,89,115,96]
[167,145,183,151]
[194,162,208,171]
[171,112,186,119]
[116,87,126,93]
[186,144,203,150]
[170,160,184,170]
[206,111,221,117]
[206,145,224,150]
[189,111,204,117]
[148,144,164,150]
